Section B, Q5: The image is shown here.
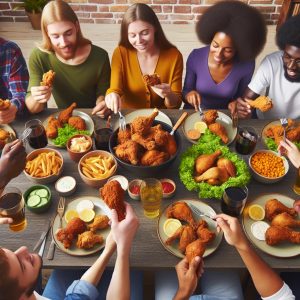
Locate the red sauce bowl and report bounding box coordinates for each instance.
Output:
[160,178,176,198]
[128,179,142,200]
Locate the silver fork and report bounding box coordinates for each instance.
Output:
[198,103,204,118]
[118,111,126,131]
[19,127,32,142]
[189,203,216,221]
[280,118,288,142]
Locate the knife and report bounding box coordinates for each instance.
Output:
[38,237,46,257]
[33,218,52,252]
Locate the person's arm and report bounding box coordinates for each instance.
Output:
[216,214,284,298]
[278,139,300,168]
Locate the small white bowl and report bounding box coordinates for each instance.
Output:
[55,176,76,196]
[128,179,142,201]
[107,175,128,191]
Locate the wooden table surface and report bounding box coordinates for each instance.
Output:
[0,109,298,271]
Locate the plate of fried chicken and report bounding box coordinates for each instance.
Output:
[242,194,300,257]
[53,196,111,256]
[157,200,223,261]
[183,110,237,145]
[0,124,16,151]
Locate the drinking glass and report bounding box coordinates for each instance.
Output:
[94,127,113,151]
[293,167,300,195]
[235,126,258,155]
[25,119,48,149]
[0,187,27,232]
[221,186,248,217]
[140,178,163,219]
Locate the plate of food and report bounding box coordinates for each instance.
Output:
[0,124,16,150]
[43,103,94,148]
[158,199,222,259]
[52,196,111,256]
[112,108,172,131]
[261,119,300,151]
[242,193,300,258]
[183,110,237,145]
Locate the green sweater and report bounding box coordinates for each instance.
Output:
[27,45,110,108]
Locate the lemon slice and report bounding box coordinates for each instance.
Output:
[64,209,79,223]
[76,199,94,213]
[194,121,207,133]
[249,204,265,221]
[163,218,182,237]
[79,208,95,222]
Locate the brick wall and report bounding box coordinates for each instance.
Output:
[0,0,283,25]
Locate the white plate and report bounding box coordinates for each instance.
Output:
[0,124,16,145]
[183,111,237,145]
[113,109,172,130]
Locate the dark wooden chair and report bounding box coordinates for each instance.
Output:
[277,0,300,29]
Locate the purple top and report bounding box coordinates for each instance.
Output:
[183,46,255,109]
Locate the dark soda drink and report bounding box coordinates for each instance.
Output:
[235,129,257,155]
[221,187,248,217]
[28,124,48,149]
[94,128,112,151]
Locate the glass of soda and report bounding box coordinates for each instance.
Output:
[94,127,113,151]
[235,126,258,155]
[25,119,48,149]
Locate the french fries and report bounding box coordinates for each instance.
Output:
[25,151,62,177]
[80,155,116,179]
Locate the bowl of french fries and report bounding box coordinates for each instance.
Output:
[78,150,117,188]
[24,148,64,184]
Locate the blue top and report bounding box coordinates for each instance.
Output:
[65,280,99,300]
[183,46,255,109]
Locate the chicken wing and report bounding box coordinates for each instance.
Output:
[185,239,207,263]
[196,220,216,243]
[58,102,77,124]
[101,180,126,221]
[265,199,297,221]
[265,225,300,246]
[77,231,104,249]
[208,123,229,144]
[203,110,218,125]
[68,116,86,130]
[114,140,143,165]
[46,115,62,139]
[40,70,55,87]
[117,126,131,144]
[143,74,161,86]
[194,149,222,175]
[88,215,110,232]
[166,202,196,229]
[271,212,300,228]
[131,133,156,150]
[246,96,273,112]
[141,150,170,166]
[130,108,158,135]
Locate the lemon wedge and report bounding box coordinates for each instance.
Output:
[194,121,207,133]
[64,209,79,223]
[163,218,182,237]
[249,204,265,221]
[79,208,95,222]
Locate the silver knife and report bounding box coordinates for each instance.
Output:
[38,237,46,257]
[33,218,52,252]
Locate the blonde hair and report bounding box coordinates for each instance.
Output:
[40,0,90,52]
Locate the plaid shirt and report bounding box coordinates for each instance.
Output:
[0,37,29,113]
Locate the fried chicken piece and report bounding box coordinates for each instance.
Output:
[40,70,55,87]
[141,150,170,166]
[194,167,229,184]
[185,239,207,263]
[265,199,297,221]
[117,126,131,144]
[148,124,169,146]
[68,116,86,130]
[166,202,197,229]
[88,215,110,232]
[265,226,300,246]
[203,110,218,125]
[77,231,104,249]
[101,180,126,221]
[166,225,196,253]
[196,220,216,243]
[217,158,236,177]
[286,126,300,142]
[194,149,222,175]
[143,73,161,86]
[56,217,86,249]
[164,133,177,156]
[0,128,9,140]
[130,108,158,135]
[46,115,62,139]
[58,102,77,124]
[271,212,300,228]
[131,133,156,150]
[246,96,273,112]
[0,99,11,111]
[208,123,229,144]
[114,140,143,165]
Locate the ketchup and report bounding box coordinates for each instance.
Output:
[130,185,140,195]
[161,181,174,193]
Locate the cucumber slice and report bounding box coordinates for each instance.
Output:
[29,190,37,197]
[37,197,48,207]
[27,195,41,207]
[35,189,48,198]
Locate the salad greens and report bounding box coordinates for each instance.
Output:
[179,130,251,199]
[53,124,90,147]
[265,137,300,151]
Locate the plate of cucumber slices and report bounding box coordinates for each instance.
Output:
[24,185,52,213]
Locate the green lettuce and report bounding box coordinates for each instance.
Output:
[265,137,300,151]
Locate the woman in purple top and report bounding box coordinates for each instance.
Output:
[183,1,266,112]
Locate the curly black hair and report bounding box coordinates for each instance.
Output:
[196,0,266,61]
[277,14,300,50]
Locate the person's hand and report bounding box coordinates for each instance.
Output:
[151,83,171,99]
[103,231,117,254]
[92,100,112,119]
[105,92,121,114]
[185,90,201,110]
[278,139,300,169]
[0,217,13,225]
[110,202,139,254]
[174,256,203,300]
[30,85,52,104]
[0,104,17,124]
[215,214,248,251]
[237,97,252,119]
[0,139,26,188]
[294,200,300,213]
[228,100,237,116]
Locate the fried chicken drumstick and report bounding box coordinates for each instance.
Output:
[265,225,300,246]
[246,96,273,112]
[166,202,196,229]
[265,199,297,221]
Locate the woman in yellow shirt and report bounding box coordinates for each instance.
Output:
[93,3,183,115]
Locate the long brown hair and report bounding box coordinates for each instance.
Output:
[119,3,174,50]
[40,0,90,52]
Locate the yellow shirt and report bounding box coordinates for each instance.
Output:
[106,46,183,109]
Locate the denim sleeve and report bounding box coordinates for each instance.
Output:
[65,280,99,300]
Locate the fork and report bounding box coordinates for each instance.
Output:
[118,111,126,131]
[47,197,65,260]
[19,127,32,142]
[189,203,216,221]
[280,118,288,142]
[198,103,204,119]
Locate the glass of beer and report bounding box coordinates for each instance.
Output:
[25,119,48,149]
[0,187,27,232]
[140,178,163,219]
[293,167,300,195]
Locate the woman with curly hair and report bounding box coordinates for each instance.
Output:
[183,1,266,112]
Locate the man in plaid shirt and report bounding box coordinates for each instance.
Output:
[0,38,29,123]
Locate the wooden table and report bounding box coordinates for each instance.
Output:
[0,109,299,271]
